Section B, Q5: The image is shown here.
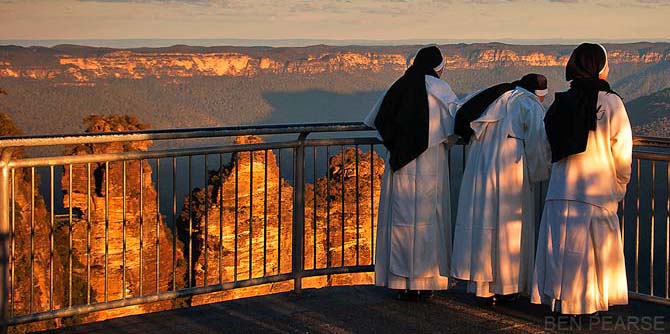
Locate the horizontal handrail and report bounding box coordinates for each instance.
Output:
[634,135,670,149]
[7,141,299,168]
[5,137,383,168]
[1,121,665,150]
[3,273,295,326]
[0,122,374,148]
[632,149,670,162]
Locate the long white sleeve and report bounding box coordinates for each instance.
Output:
[609,95,633,201]
[516,96,551,182]
[426,76,458,146]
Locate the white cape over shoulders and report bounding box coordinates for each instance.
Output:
[451,88,550,297]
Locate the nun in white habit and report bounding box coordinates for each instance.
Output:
[450,74,552,299]
[532,43,632,314]
[364,46,458,297]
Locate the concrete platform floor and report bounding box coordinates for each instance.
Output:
[44,285,670,334]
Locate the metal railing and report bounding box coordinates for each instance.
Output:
[625,136,670,305]
[0,122,383,330]
[0,122,668,331]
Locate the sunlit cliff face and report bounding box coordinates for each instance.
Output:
[0,47,668,84]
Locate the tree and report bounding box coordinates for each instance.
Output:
[0,87,6,95]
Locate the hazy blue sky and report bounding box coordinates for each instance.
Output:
[1,0,669,43]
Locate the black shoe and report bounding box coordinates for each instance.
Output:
[418,290,434,301]
[408,290,421,302]
[475,296,495,307]
[492,294,519,305]
[396,290,411,301]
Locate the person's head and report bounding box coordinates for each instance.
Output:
[412,45,445,78]
[599,61,610,80]
[566,43,609,81]
[516,73,548,102]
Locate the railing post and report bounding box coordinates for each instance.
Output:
[0,149,13,333]
[292,132,308,294]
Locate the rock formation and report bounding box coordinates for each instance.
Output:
[178,137,385,293]
[1,114,387,331]
[60,115,186,307]
[178,136,294,289]
[1,113,64,332]
[303,148,384,285]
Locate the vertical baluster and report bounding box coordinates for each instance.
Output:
[370,145,374,265]
[30,167,34,313]
[10,169,14,316]
[636,159,640,293]
[249,151,254,279]
[277,150,282,274]
[651,161,655,296]
[86,163,91,304]
[187,157,192,287]
[326,146,331,269]
[667,161,670,299]
[341,145,345,267]
[218,154,223,284]
[666,161,670,299]
[0,160,10,325]
[355,146,360,266]
[139,160,144,295]
[204,155,209,286]
[49,166,54,310]
[68,165,73,307]
[234,157,239,282]
[155,159,160,294]
[171,157,176,291]
[263,150,268,277]
[122,161,127,299]
[104,161,109,302]
[313,146,317,269]
[292,139,306,293]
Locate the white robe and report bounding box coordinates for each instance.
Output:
[451,87,551,297]
[531,92,632,314]
[366,75,458,290]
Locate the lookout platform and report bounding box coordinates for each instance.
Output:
[45,284,670,334]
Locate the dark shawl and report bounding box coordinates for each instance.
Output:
[374,46,443,171]
[454,73,547,144]
[544,43,619,162]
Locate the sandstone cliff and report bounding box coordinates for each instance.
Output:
[1,113,64,332]
[178,137,385,296]
[3,116,387,330]
[2,43,669,83]
[177,136,294,291]
[304,148,384,274]
[60,115,186,310]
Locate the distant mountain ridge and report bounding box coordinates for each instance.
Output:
[1,43,669,84]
